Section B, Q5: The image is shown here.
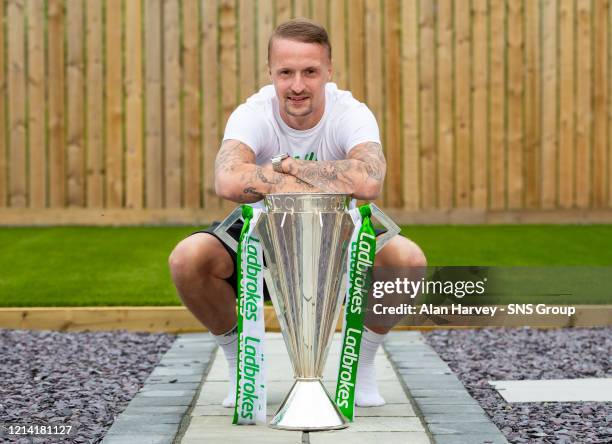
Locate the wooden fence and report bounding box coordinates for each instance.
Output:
[1,0,612,225]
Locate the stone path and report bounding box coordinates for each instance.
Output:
[102,331,508,444]
[385,331,509,444]
[179,332,430,444]
[101,333,216,444]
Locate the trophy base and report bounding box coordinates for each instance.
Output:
[269,378,349,431]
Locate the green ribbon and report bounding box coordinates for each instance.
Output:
[335,204,377,421]
[232,204,267,424]
[232,205,252,424]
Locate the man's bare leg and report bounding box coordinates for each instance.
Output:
[169,233,239,406]
[355,235,427,407]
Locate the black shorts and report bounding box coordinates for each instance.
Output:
[190,221,388,302]
[190,221,273,301]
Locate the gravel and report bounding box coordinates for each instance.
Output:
[424,327,612,444]
[0,329,176,443]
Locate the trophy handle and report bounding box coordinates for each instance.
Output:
[212,206,243,253]
[369,203,401,254]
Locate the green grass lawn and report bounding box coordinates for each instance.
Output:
[0,225,611,307]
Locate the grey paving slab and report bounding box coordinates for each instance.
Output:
[428,420,504,435]
[145,374,204,383]
[103,434,175,444]
[419,404,485,415]
[384,331,509,444]
[423,413,491,423]
[489,377,612,402]
[140,382,200,391]
[400,379,467,390]
[416,397,482,406]
[181,416,302,443]
[116,414,183,424]
[397,374,463,384]
[333,417,424,432]
[350,403,416,417]
[409,389,474,399]
[121,405,189,415]
[395,368,454,375]
[309,431,431,444]
[149,367,204,376]
[101,333,216,444]
[181,332,431,444]
[128,395,194,406]
[433,435,508,444]
[105,422,179,435]
[137,389,195,397]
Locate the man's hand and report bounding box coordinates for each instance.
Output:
[283,142,386,200]
[214,140,322,202]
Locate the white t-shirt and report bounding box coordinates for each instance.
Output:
[222,82,381,163]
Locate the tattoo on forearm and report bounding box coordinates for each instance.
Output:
[215,139,326,200]
[255,166,283,185]
[215,140,252,175]
[288,142,386,195]
[243,187,264,197]
[357,142,386,181]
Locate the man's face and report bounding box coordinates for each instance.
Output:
[269,38,332,124]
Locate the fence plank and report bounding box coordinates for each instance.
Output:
[454,0,471,208]
[8,0,26,207]
[471,0,488,208]
[67,0,84,207]
[558,0,575,208]
[219,0,237,212]
[0,0,5,207]
[312,0,327,27]
[294,0,309,17]
[541,0,557,208]
[145,0,163,208]
[182,0,201,208]
[202,0,221,209]
[365,0,384,207]
[575,0,592,208]
[27,0,46,208]
[329,0,346,90]
[610,0,612,208]
[239,0,256,101]
[436,0,453,209]
[593,0,608,207]
[126,0,143,209]
[419,0,436,209]
[48,0,65,207]
[86,0,103,207]
[163,0,181,208]
[507,0,523,209]
[489,0,505,209]
[275,0,290,24]
[257,0,273,88]
[524,0,540,209]
[401,0,419,211]
[347,0,364,101]
[383,0,401,207]
[105,0,123,208]
[220,0,237,128]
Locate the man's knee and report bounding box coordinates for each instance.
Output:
[377,235,427,268]
[169,233,234,281]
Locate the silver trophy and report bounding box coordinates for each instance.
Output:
[215,193,400,431]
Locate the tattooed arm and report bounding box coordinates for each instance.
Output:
[214,139,322,203]
[283,142,386,200]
